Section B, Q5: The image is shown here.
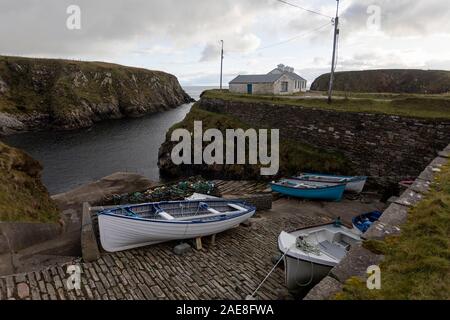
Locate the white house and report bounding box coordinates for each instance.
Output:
[229,64,307,95]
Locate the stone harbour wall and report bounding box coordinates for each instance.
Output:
[199,98,450,187]
[304,143,450,300]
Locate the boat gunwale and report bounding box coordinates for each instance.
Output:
[293,173,368,183]
[270,181,347,191]
[98,199,256,225]
[278,224,361,267]
[280,249,338,268]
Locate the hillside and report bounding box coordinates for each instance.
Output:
[0,141,59,222]
[310,69,450,94]
[0,56,192,134]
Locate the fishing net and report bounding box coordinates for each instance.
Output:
[103,177,219,205]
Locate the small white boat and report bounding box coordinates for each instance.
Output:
[294,173,368,194]
[98,200,256,252]
[278,223,361,290]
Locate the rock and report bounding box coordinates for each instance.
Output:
[17,283,30,299]
[0,76,8,93]
[0,112,25,135]
[52,172,157,206]
[174,243,192,256]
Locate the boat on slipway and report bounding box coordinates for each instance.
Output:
[270,178,346,201]
[98,200,256,252]
[278,223,361,290]
[352,211,383,235]
[294,173,368,194]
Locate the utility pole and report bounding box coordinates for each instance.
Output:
[328,0,340,104]
[220,40,224,90]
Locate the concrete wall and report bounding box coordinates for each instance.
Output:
[229,74,305,95]
[274,74,298,95]
[199,98,450,187]
[0,222,62,254]
[229,83,275,95]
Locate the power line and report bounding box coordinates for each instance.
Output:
[276,0,333,19]
[256,21,333,51]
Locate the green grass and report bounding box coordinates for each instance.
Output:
[203,90,450,120]
[322,91,450,100]
[0,141,60,223]
[0,55,180,116]
[336,161,450,300]
[162,104,350,178]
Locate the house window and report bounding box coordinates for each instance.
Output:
[281,82,288,92]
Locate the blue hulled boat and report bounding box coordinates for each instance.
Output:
[352,211,383,234]
[270,179,346,201]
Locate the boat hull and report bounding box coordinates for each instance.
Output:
[284,255,333,290]
[99,209,255,252]
[295,174,367,194]
[344,179,367,194]
[271,183,345,201]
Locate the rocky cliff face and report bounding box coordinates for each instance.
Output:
[0,56,193,134]
[0,141,59,222]
[311,69,450,94]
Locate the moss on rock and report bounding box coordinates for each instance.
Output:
[0,141,59,223]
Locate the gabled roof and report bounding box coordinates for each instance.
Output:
[229,74,283,84]
[230,71,307,84]
[269,68,307,82]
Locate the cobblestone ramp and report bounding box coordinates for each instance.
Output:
[0,207,325,300]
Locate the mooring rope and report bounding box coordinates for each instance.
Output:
[248,237,322,299]
[247,246,293,300]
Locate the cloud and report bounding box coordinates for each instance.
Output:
[200,34,261,62]
[341,0,450,37]
[0,0,272,58]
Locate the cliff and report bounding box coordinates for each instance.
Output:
[0,141,59,222]
[311,69,450,94]
[0,56,192,134]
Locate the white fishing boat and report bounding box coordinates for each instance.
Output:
[98,200,256,252]
[278,223,361,290]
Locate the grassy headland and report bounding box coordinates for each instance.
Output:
[0,55,191,131]
[310,69,450,94]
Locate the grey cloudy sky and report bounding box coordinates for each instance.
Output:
[0,0,449,85]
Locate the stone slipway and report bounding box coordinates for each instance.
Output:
[304,143,450,300]
[0,193,385,300]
